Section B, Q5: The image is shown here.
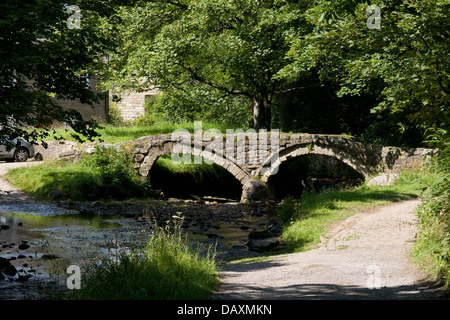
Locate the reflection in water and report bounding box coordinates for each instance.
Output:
[0,211,153,299]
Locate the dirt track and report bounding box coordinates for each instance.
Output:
[213,199,446,300]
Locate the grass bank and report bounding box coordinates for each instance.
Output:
[278,169,439,253]
[5,146,156,201]
[68,221,220,300]
[410,142,450,291]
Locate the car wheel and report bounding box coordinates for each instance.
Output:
[14,147,29,162]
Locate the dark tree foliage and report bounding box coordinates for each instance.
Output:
[0,0,128,145]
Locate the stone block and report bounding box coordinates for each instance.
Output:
[367,173,400,186]
[134,153,145,162]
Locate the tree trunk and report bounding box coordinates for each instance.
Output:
[252,93,271,130]
[277,93,294,132]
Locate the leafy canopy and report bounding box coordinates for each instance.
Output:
[0,0,127,144]
[101,0,315,130]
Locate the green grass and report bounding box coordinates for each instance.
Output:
[44,121,233,144]
[5,146,155,201]
[69,221,221,300]
[279,169,440,252]
[410,162,450,290]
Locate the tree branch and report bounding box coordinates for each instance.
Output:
[274,83,320,94]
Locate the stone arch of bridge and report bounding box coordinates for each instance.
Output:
[257,143,372,184]
[137,142,252,186]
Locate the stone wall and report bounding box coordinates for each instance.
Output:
[379,147,434,173]
[110,87,160,121]
[56,76,108,123]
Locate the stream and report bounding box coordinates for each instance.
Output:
[0,195,281,299]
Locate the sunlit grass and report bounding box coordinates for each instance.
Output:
[68,221,220,300]
[279,169,440,252]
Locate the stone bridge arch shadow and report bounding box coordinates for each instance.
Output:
[257,142,374,201]
[132,137,252,200]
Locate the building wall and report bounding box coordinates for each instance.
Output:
[57,76,108,123]
[110,87,160,121]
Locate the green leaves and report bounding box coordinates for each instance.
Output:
[288,0,449,135]
[101,0,315,129]
[0,0,118,142]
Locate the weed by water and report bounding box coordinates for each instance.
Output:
[68,220,221,300]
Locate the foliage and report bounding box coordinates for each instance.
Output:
[81,146,153,200]
[0,0,127,144]
[99,0,316,130]
[69,219,220,300]
[97,0,445,146]
[108,102,128,126]
[142,88,252,129]
[412,131,450,289]
[280,0,450,138]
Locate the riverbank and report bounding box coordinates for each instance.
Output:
[1,161,447,300]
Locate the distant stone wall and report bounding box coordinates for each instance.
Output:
[111,87,160,121]
[380,147,434,173]
[56,76,108,123]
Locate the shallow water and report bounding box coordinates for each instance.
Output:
[0,209,156,299]
[0,201,279,299]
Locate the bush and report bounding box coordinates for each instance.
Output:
[412,132,450,290]
[80,146,153,200]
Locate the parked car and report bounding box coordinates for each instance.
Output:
[0,137,35,162]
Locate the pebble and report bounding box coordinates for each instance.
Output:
[18,243,30,250]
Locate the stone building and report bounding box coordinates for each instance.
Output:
[56,75,109,123]
[110,86,160,121]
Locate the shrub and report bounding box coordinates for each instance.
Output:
[412,132,450,290]
[79,146,153,200]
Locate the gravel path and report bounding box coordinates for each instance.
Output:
[213,199,446,300]
[0,161,76,215]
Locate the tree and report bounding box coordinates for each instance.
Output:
[101,0,316,130]
[280,0,450,141]
[0,0,122,145]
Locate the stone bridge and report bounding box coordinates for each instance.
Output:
[127,132,433,201]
